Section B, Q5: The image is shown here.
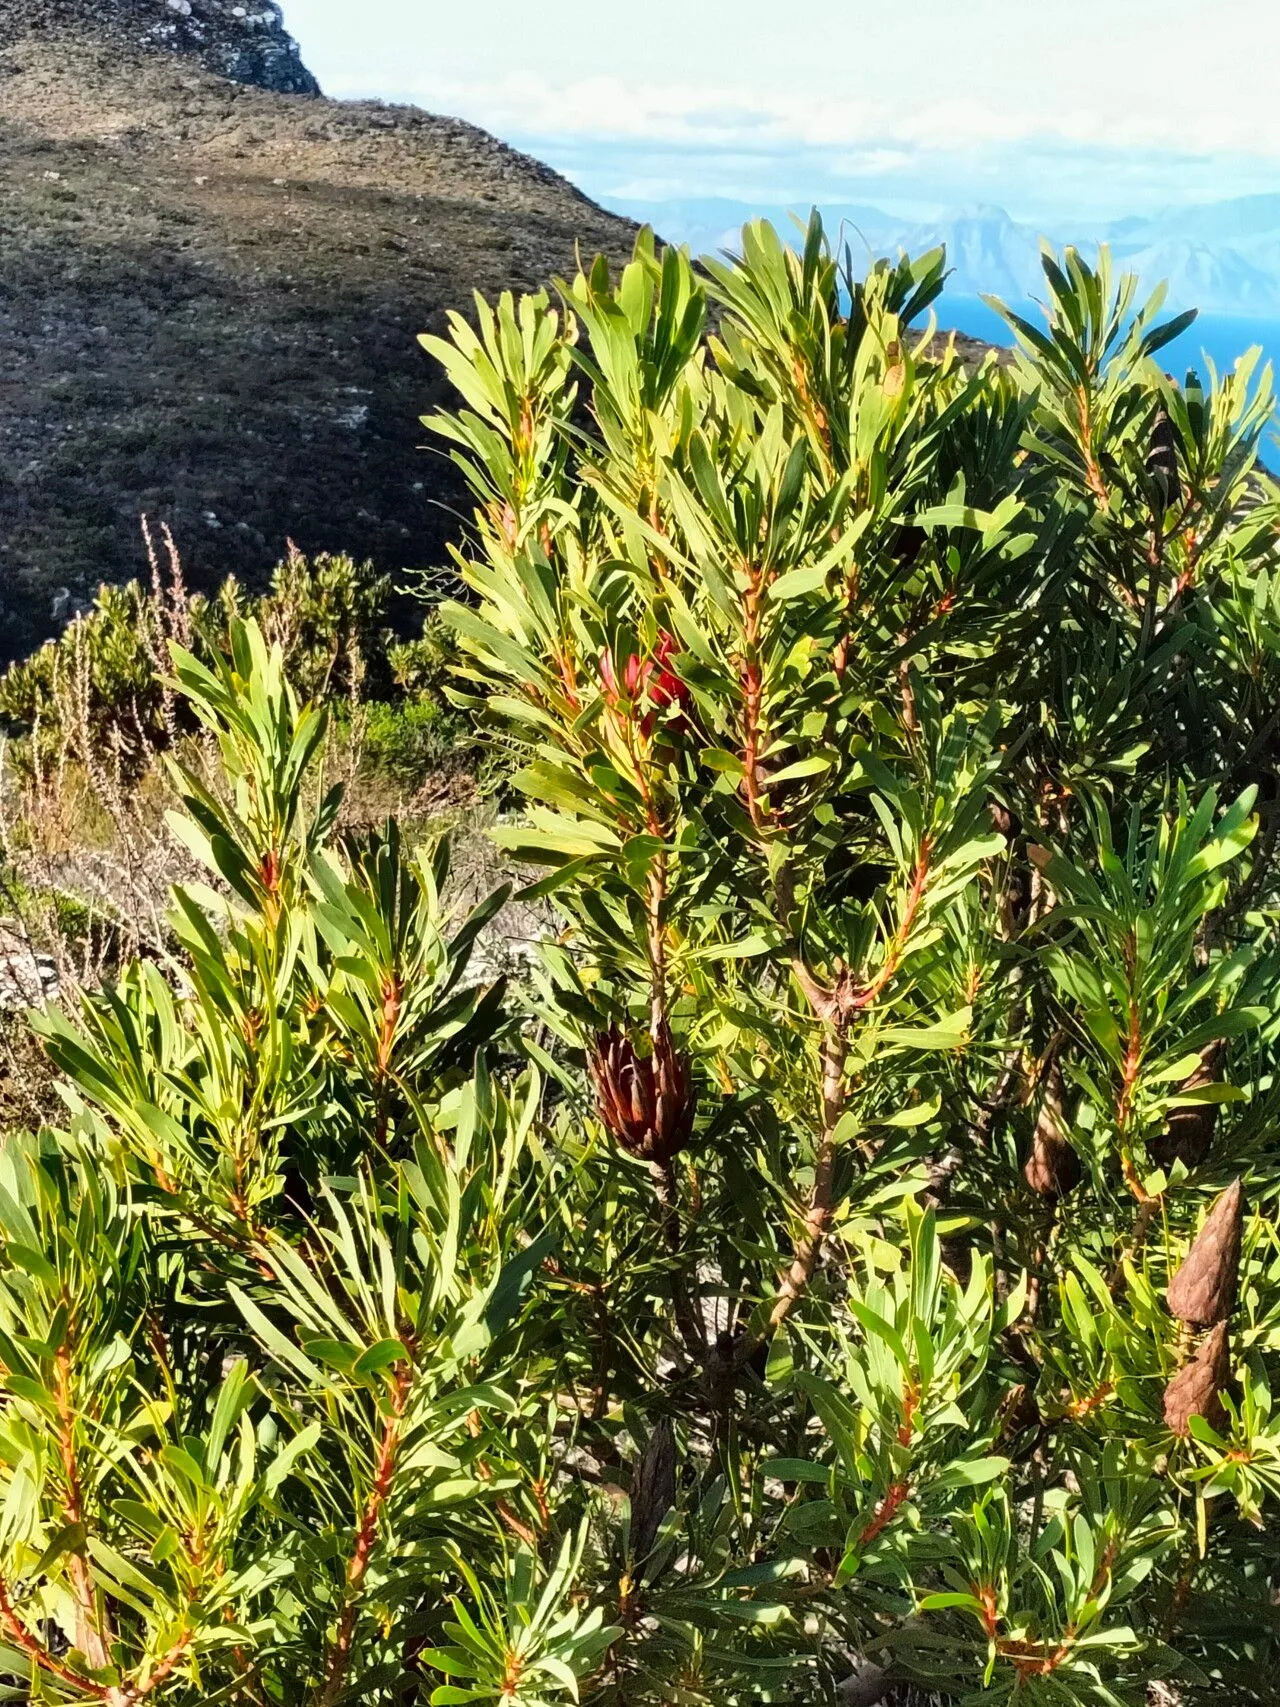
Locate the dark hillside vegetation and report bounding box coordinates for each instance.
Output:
[0,0,636,658]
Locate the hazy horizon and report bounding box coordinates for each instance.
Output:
[277,0,1280,341]
[285,0,1280,229]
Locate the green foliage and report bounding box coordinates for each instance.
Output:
[0,546,396,772]
[356,700,465,792]
[2,618,553,1704]
[423,219,1280,1701]
[5,219,1280,1707]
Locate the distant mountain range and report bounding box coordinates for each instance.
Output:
[610,194,1280,320]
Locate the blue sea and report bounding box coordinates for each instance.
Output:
[945,295,1280,466]
[945,295,1280,382]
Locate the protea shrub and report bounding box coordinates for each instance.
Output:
[1,224,1280,1707]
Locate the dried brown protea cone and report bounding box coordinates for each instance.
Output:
[1150,1041,1226,1172]
[629,1417,676,1563]
[987,800,1016,839]
[1167,1180,1244,1327]
[1163,1320,1232,1437]
[1023,1063,1083,1199]
[997,1381,1042,1441]
[1146,406,1181,513]
[589,1022,694,1166]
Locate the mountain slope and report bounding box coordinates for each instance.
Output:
[0,2,636,658]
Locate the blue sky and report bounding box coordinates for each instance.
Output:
[284,0,1280,222]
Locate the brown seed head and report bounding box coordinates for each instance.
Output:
[1023,1062,1083,1199]
[1163,1320,1232,1437]
[1146,407,1181,512]
[1167,1180,1244,1327]
[998,1382,1042,1441]
[1150,1040,1226,1172]
[630,1416,676,1564]
[987,800,1016,840]
[589,1023,695,1166]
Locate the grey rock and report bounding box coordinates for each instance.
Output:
[0,0,322,94]
[0,925,59,1010]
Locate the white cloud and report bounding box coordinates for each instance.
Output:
[356,64,1280,167]
[284,0,1280,219]
[828,150,915,178]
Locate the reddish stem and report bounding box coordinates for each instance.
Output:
[0,1569,110,1699]
[54,1344,112,1673]
[858,1479,911,1546]
[315,1362,413,1707]
[128,1631,195,1702]
[851,838,932,1010]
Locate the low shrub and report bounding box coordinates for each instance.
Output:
[0,535,397,773]
[0,221,1278,1707]
[358,696,464,788]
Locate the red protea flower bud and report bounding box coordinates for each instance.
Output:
[1163,1320,1232,1437]
[1150,1041,1226,1172]
[1166,1180,1244,1327]
[589,1022,695,1166]
[1023,1062,1083,1199]
[599,646,621,704]
[599,632,692,743]
[648,632,683,706]
[647,631,693,739]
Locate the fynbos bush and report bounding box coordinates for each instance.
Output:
[1,222,1279,1706]
[0,540,395,772]
[426,222,1280,1700]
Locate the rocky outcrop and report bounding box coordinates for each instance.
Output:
[0,0,320,93]
[0,925,58,1009]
